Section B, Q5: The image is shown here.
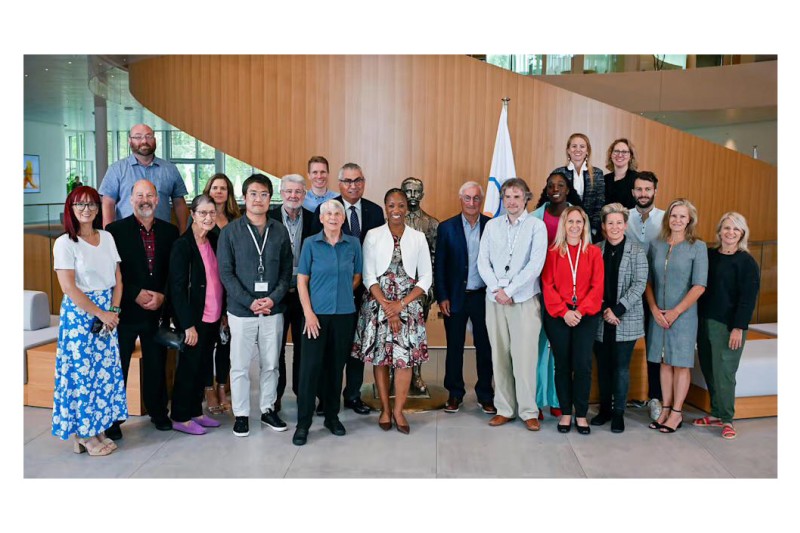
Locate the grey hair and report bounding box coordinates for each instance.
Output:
[320,199,346,217]
[338,163,364,181]
[600,202,630,223]
[715,211,751,252]
[280,173,306,191]
[459,181,484,197]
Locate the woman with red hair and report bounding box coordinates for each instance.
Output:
[51,186,127,456]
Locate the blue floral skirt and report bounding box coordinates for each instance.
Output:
[51,289,128,440]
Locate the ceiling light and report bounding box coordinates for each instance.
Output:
[44,68,48,71]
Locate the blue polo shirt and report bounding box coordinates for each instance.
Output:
[298,231,362,314]
[99,154,188,223]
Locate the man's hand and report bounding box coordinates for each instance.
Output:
[439,300,451,317]
[135,289,154,308]
[493,288,513,305]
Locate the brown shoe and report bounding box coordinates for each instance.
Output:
[478,401,497,415]
[444,397,462,413]
[488,415,515,427]
[525,418,541,431]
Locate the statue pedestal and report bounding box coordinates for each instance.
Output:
[360,383,449,413]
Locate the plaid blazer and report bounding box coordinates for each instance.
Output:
[595,238,648,342]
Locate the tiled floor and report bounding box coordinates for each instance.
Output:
[24,348,777,478]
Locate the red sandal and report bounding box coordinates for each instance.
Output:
[721,424,737,439]
[693,416,723,427]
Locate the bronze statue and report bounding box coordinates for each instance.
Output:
[401,177,439,394]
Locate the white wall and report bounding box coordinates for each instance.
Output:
[24,120,66,206]
[685,120,777,166]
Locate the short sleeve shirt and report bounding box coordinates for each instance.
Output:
[98,154,188,223]
[297,231,362,314]
[53,230,121,292]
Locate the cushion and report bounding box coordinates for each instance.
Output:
[691,339,778,397]
[23,290,50,331]
[749,323,778,337]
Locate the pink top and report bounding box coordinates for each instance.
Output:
[543,210,560,245]
[199,241,223,323]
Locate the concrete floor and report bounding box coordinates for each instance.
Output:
[23,347,777,478]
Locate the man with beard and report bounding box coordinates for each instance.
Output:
[105,180,179,439]
[100,124,189,231]
[625,170,665,420]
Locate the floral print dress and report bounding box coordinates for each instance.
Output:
[352,235,429,368]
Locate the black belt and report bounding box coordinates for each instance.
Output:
[465,288,486,294]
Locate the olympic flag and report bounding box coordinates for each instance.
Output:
[482,101,516,218]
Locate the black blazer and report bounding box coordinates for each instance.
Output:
[168,229,222,331]
[268,205,316,252]
[106,215,179,324]
[311,195,385,243]
[434,213,489,314]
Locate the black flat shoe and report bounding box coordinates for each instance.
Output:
[611,412,625,433]
[591,411,612,426]
[575,419,591,435]
[324,418,346,436]
[344,398,371,415]
[557,423,571,433]
[292,427,308,446]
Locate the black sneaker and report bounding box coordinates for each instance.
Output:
[261,409,288,432]
[233,416,249,437]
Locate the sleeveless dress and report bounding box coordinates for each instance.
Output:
[352,235,429,368]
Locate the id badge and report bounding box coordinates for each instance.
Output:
[498,278,510,288]
[254,281,269,292]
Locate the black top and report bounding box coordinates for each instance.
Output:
[603,169,638,209]
[698,249,760,331]
[602,237,626,341]
[168,229,222,331]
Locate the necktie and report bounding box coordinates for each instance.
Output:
[349,205,361,238]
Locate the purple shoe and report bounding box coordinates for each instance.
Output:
[192,415,221,428]
[172,420,207,435]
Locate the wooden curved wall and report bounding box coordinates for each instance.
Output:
[129,55,776,242]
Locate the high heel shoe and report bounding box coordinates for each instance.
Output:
[378,411,392,431]
[649,406,671,430]
[73,435,113,456]
[659,409,683,433]
[392,414,410,435]
[98,432,118,451]
[205,386,223,415]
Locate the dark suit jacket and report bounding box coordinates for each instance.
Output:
[168,229,222,331]
[106,215,179,324]
[268,205,316,252]
[311,195,385,243]
[434,213,489,314]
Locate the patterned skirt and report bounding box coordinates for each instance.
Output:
[51,289,128,440]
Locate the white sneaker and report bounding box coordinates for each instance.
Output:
[648,398,663,421]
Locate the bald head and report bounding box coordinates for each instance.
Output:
[129,124,156,159]
[130,179,159,221]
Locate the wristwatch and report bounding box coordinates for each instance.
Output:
[110,306,122,314]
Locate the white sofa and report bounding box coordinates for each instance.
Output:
[23,290,59,384]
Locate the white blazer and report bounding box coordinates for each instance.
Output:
[362,224,433,292]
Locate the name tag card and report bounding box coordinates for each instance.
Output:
[255,281,269,292]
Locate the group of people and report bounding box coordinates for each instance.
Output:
[49,125,761,456]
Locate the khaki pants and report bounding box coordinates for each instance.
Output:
[228,312,284,417]
[486,297,541,421]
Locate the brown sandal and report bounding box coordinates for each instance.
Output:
[205,386,223,415]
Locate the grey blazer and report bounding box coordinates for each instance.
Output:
[595,238,648,342]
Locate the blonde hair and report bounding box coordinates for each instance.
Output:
[552,206,592,254]
[714,211,750,252]
[659,198,699,244]
[565,133,597,185]
[605,138,638,172]
[601,202,630,223]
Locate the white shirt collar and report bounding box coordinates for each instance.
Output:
[342,198,362,211]
[567,160,587,173]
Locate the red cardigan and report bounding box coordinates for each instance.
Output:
[541,243,604,318]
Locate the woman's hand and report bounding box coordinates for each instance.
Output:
[388,315,402,335]
[184,326,198,346]
[383,299,404,319]
[603,308,621,326]
[98,310,120,330]
[729,328,743,350]
[663,308,681,326]
[304,312,321,339]
[563,310,581,327]
[653,309,670,329]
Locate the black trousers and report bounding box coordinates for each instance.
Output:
[297,313,356,429]
[117,319,169,423]
[543,311,600,418]
[277,289,303,400]
[643,295,663,400]
[342,290,366,402]
[172,320,219,422]
[442,290,494,403]
[203,324,230,387]
[593,339,637,414]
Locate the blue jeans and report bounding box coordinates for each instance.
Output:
[593,339,637,413]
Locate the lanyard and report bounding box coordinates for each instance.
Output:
[247,224,270,280]
[504,215,523,273]
[567,244,581,305]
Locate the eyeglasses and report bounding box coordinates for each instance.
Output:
[194,210,217,218]
[339,178,365,186]
[130,134,155,141]
[612,150,631,156]
[461,195,482,204]
[73,202,99,211]
[247,191,271,200]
